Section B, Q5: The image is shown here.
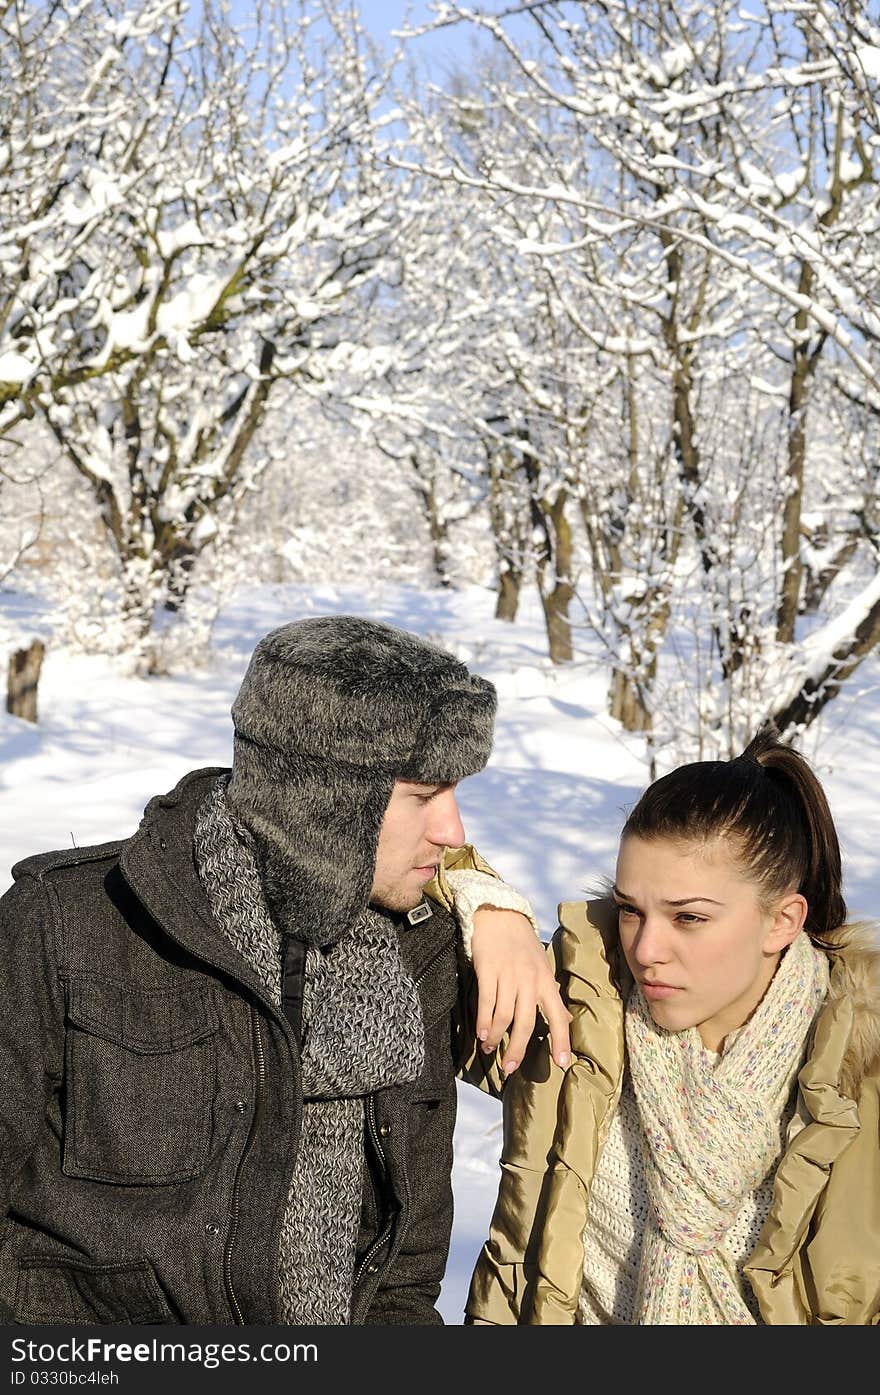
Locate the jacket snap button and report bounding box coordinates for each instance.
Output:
[159,838,167,851]
[205,1222,221,1237]
[366,1263,379,1274]
[234,1100,248,1114]
[378,1124,391,1137]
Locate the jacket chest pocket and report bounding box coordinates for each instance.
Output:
[62,975,216,1185]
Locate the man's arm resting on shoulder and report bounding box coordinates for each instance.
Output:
[428,846,572,1083]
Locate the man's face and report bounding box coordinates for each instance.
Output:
[370,779,466,912]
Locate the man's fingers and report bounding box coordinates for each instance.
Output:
[502,996,536,1075]
[475,980,498,1049]
[470,920,574,1076]
[486,985,516,1052]
[476,979,517,1051]
[534,961,573,1068]
[541,996,573,1068]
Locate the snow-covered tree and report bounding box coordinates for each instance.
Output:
[1,0,405,663]
[402,0,880,757]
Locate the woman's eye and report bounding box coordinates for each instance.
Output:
[616,903,639,918]
[676,913,705,925]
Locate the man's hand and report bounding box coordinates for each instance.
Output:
[470,907,572,1076]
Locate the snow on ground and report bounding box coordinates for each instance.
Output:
[1,577,878,1322]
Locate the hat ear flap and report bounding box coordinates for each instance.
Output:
[229,752,393,947]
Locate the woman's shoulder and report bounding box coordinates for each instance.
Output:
[546,898,627,1080]
[552,897,630,1000]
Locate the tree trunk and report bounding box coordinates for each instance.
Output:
[608,665,652,731]
[777,270,814,644]
[424,478,452,588]
[801,531,860,615]
[768,584,880,734]
[7,640,45,723]
[488,444,529,621]
[542,584,574,663]
[161,540,198,613]
[536,494,574,663]
[495,566,521,621]
[607,584,671,733]
[406,449,453,589]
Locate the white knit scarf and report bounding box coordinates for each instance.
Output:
[194,776,425,1324]
[625,931,829,1324]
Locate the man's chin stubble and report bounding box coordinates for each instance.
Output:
[369,884,422,915]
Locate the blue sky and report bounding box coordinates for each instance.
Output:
[356,0,492,71]
[357,0,437,37]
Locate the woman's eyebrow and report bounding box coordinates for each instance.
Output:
[612,887,723,907]
[663,896,724,907]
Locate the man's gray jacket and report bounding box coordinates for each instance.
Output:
[0,769,463,1325]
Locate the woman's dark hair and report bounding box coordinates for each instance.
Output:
[622,728,847,943]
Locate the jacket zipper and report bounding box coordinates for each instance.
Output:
[353,1215,395,1285]
[224,1007,266,1323]
[353,934,453,1287]
[366,1092,387,1177]
[413,937,449,993]
[353,1094,393,1285]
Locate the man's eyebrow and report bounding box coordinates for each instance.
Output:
[612,886,724,907]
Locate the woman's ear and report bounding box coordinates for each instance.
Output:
[764,891,808,952]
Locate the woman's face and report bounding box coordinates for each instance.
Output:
[614,833,806,1052]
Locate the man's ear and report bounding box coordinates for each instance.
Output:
[764,891,808,952]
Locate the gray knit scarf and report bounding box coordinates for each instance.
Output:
[193,776,425,1324]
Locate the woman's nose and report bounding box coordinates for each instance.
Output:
[631,916,672,966]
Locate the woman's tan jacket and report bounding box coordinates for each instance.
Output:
[456,896,880,1326]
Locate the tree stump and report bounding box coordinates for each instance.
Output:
[7,639,45,723]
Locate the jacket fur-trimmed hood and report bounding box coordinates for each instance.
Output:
[822,920,880,1100]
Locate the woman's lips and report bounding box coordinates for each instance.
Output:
[641,981,681,1000]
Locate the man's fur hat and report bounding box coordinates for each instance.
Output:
[226,615,497,945]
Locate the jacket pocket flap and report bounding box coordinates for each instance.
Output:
[409,1080,455,1104]
[409,1048,456,1104]
[65,975,215,1053]
[16,1255,174,1324]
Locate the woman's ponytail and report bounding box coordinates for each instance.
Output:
[741,729,847,941]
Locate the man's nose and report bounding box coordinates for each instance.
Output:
[428,788,465,849]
